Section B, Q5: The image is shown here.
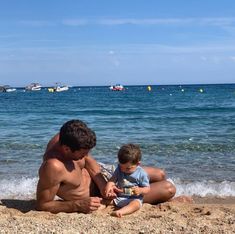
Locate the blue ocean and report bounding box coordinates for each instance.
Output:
[0,84,235,199]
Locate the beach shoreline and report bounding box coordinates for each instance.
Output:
[0,196,234,233]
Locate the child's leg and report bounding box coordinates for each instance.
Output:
[111,199,141,218]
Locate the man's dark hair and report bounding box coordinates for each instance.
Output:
[59,119,96,152]
[118,144,142,164]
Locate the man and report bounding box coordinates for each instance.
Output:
[36,119,176,213]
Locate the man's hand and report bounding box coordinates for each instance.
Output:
[75,197,102,213]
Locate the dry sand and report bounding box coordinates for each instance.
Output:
[0,196,234,234]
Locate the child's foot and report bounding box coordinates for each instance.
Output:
[111,210,123,218]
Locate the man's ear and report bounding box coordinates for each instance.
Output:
[63,145,71,153]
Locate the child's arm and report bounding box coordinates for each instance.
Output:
[132,170,150,195]
[105,180,116,198]
[132,186,150,196]
[104,176,122,198]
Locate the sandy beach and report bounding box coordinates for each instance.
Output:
[0,196,234,234]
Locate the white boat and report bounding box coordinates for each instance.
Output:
[5,88,16,92]
[54,85,69,92]
[25,83,42,91]
[109,84,124,91]
[48,84,69,92]
[1,85,16,92]
[0,86,5,92]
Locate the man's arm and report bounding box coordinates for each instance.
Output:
[36,159,101,213]
[84,155,107,197]
[36,159,77,213]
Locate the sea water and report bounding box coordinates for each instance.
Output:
[0,84,235,199]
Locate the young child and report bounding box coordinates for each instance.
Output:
[105,143,150,217]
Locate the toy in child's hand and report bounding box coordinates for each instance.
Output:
[122,179,134,195]
[123,187,133,195]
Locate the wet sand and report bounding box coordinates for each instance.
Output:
[0,196,234,233]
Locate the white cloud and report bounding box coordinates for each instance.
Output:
[62,19,88,26]
[212,56,221,64]
[230,56,235,62]
[200,56,208,61]
[108,50,119,67]
[61,17,235,27]
[97,18,193,25]
[17,17,235,28]
[198,17,235,27]
[113,59,120,67]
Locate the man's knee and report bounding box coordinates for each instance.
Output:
[158,169,166,180]
[146,167,166,182]
[166,181,176,198]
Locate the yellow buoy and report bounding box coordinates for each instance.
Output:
[147,85,152,91]
[48,88,54,92]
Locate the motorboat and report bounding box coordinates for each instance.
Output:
[109,84,124,91]
[4,85,16,92]
[0,86,5,92]
[0,85,16,92]
[25,83,42,91]
[48,84,69,92]
[54,85,69,92]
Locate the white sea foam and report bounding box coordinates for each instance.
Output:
[171,178,235,197]
[0,177,37,199]
[0,177,235,199]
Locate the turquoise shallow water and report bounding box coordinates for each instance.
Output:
[0,84,235,198]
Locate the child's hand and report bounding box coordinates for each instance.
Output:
[113,186,123,194]
[132,186,150,195]
[104,183,122,199]
[106,190,117,199]
[132,186,141,195]
[104,188,115,198]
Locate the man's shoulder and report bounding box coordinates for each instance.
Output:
[39,158,68,184]
[40,158,65,173]
[46,133,59,151]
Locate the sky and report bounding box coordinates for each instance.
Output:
[1,0,235,87]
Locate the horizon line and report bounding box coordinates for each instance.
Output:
[5,82,235,89]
